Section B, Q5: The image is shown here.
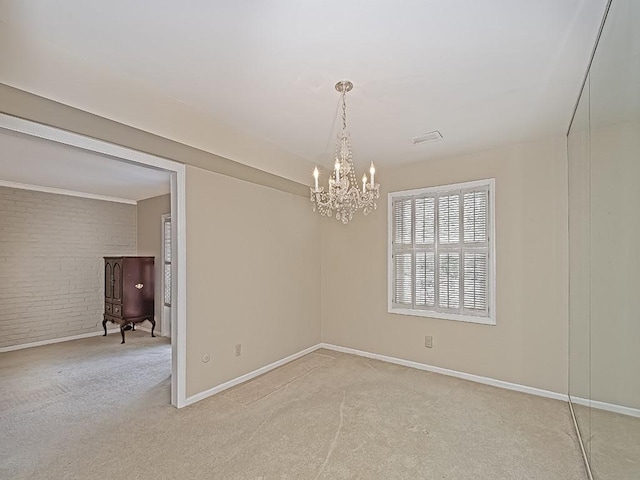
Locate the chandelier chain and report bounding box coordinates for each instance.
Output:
[341,90,347,133]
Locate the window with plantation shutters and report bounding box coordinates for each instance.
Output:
[163,216,172,307]
[389,179,495,325]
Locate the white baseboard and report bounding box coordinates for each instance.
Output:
[8,331,635,421]
[320,343,569,402]
[0,328,121,353]
[570,395,640,418]
[183,344,321,407]
[183,341,570,408]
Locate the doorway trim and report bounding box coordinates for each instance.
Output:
[0,113,188,408]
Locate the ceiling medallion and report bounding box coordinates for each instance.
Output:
[310,80,380,224]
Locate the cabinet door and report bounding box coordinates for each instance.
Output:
[121,257,154,318]
[104,261,113,301]
[112,259,123,304]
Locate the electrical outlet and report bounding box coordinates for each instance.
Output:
[235,344,242,356]
[425,336,433,349]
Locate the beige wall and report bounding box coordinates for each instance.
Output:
[321,136,569,394]
[185,166,321,397]
[0,187,137,348]
[137,194,171,334]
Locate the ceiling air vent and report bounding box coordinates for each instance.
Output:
[410,130,443,145]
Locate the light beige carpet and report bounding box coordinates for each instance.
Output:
[1,332,588,479]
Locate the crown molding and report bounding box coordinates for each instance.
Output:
[0,179,137,204]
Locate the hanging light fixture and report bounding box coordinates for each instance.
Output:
[310,80,380,224]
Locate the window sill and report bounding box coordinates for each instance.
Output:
[388,307,496,325]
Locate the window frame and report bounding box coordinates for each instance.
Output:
[387,178,496,325]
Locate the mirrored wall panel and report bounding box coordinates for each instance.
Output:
[568,0,640,478]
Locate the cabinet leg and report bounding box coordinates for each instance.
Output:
[120,325,126,344]
[102,319,108,336]
[150,318,156,337]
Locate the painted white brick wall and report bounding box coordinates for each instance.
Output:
[0,186,137,348]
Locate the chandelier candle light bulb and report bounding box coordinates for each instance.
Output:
[310,80,381,224]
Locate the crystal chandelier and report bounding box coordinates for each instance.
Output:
[310,80,380,224]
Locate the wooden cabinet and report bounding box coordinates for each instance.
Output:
[103,256,155,343]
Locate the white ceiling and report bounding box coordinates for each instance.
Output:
[0,1,607,177]
[0,129,171,201]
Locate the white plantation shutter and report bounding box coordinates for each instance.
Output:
[463,252,488,313]
[415,197,435,245]
[392,198,414,306]
[393,199,412,245]
[393,252,413,305]
[464,190,488,243]
[462,187,489,315]
[415,251,435,307]
[164,264,172,306]
[390,180,493,323]
[414,197,436,309]
[163,216,172,307]
[438,193,460,244]
[164,220,172,262]
[438,252,460,309]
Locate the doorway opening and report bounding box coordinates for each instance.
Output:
[0,113,187,408]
